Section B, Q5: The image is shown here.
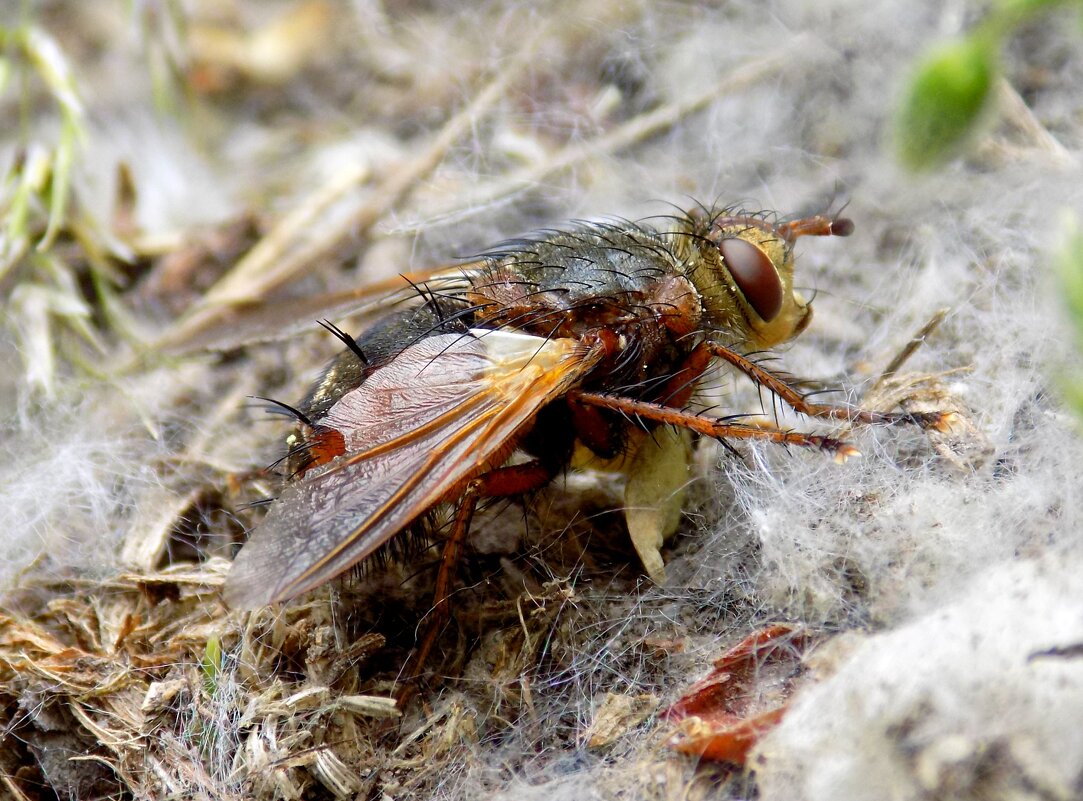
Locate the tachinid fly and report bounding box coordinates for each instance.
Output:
[224,205,948,610]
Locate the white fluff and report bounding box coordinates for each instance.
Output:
[4,1,1083,799]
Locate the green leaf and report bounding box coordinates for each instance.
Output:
[201,635,223,697]
[895,37,998,171]
[1056,216,1083,419]
[37,114,78,250]
[1059,219,1083,331]
[0,56,12,94]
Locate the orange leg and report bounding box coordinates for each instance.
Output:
[397,460,555,706]
[704,342,949,429]
[568,391,860,461]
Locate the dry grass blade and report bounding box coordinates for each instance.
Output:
[870,307,949,391]
[392,34,820,233]
[154,24,550,355]
[148,34,814,360]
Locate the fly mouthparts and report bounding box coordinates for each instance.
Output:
[778,215,855,241]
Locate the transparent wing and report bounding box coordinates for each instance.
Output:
[224,328,601,608]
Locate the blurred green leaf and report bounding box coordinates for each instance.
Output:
[1063,377,1083,415]
[37,113,78,250]
[1056,216,1083,418]
[996,0,1074,20]
[24,26,85,121]
[895,37,998,171]
[201,635,223,697]
[23,27,85,251]
[1057,218,1083,341]
[1,145,51,281]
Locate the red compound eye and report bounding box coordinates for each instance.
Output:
[719,237,783,322]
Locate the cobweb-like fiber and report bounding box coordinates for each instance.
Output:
[2,1,1082,800]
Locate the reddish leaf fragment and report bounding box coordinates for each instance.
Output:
[662,624,814,764]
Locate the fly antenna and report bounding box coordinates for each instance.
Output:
[777,214,854,242]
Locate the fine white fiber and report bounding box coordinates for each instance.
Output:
[757,555,1083,801]
[2,1,1082,799]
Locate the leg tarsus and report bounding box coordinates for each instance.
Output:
[569,391,861,461]
[705,341,951,429]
